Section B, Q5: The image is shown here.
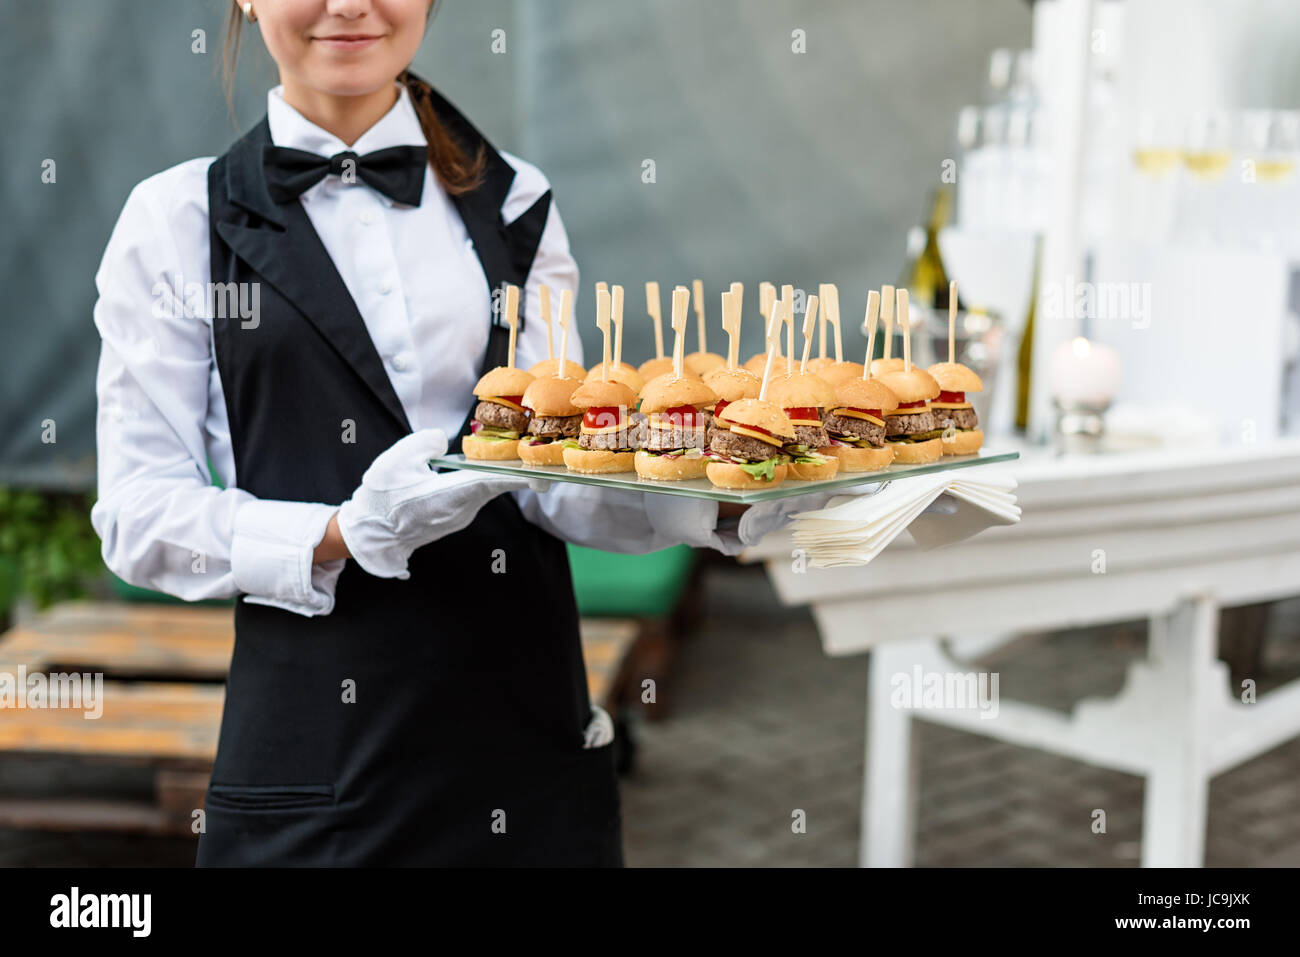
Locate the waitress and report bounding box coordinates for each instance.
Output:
[91,0,770,866]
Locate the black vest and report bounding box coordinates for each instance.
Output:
[195,85,621,866]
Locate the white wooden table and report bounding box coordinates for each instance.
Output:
[742,437,1300,867]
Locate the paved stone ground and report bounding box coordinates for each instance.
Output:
[2,561,1298,867]
[619,560,1300,868]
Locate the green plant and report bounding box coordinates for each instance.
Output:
[0,487,104,616]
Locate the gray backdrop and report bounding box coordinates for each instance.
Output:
[0,0,1028,487]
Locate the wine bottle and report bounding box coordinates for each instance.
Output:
[1014,238,1042,433]
[900,186,964,312]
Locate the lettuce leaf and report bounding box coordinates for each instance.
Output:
[792,453,828,465]
[559,438,582,450]
[737,457,779,482]
[473,429,519,442]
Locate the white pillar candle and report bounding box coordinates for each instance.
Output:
[1050,337,1120,405]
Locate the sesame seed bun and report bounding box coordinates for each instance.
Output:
[638,373,717,413]
[584,362,644,393]
[637,356,679,380]
[684,351,727,375]
[528,357,587,378]
[705,461,789,490]
[764,371,836,410]
[562,447,636,473]
[634,449,709,481]
[463,435,522,460]
[702,366,762,403]
[829,443,895,472]
[521,375,582,416]
[887,437,943,464]
[742,352,778,375]
[816,361,868,388]
[517,439,568,466]
[834,377,899,411]
[569,379,638,410]
[806,357,837,374]
[940,428,984,455]
[715,398,795,440]
[870,357,905,376]
[877,368,941,405]
[472,365,535,398]
[926,361,984,393]
[787,455,840,481]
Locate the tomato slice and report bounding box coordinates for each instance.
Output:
[784,406,821,422]
[500,394,524,405]
[713,399,730,419]
[658,404,704,430]
[937,391,965,404]
[894,399,928,410]
[582,406,625,430]
[848,407,883,419]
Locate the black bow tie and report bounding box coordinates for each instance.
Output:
[262,144,427,206]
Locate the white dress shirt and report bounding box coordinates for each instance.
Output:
[92,83,734,617]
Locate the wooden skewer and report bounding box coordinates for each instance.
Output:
[539,284,554,359]
[646,281,664,359]
[948,279,958,364]
[721,289,741,370]
[881,283,895,360]
[781,285,795,376]
[862,289,880,379]
[670,285,690,380]
[505,284,520,369]
[611,284,625,369]
[730,281,744,340]
[898,287,912,373]
[825,283,843,363]
[759,282,776,331]
[596,286,612,383]
[557,288,574,377]
[758,298,785,402]
[692,279,707,354]
[799,294,819,375]
[817,283,829,360]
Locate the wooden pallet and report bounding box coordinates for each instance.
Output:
[0,602,641,836]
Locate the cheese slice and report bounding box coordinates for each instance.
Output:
[648,412,705,430]
[832,408,885,426]
[929,401,973,409]
[886,406,930,415]
[787,418,823,427]
[729,425,784,447]
[580,423,624,435]
[482,396,526,413]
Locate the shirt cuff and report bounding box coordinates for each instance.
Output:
[231,499,343,617]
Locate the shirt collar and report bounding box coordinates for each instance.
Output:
[266,82,427,157]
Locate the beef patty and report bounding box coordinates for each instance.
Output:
[931,407,978,431]
[884,409,936,436]
[710,428,783,462]
[527,414,581,438]
[474,400,529,433]
[824,413,886,447]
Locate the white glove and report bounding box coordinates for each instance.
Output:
[336,429,530,579]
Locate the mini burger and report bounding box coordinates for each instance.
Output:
[824,377,899,472]
[635,373,717,480]
[637,356,681,381]
[585,361,644,395]
[701,366,761,444]
[563,379,639,473]
[705,398,795,489]
[529,357,586,379]
[869,357,905,377]
[926,361,984,455]
[764,371,840,481]
[519,375,583,465]
[815,360,868,389]
[877,367,943,464]
[465,365,535,460]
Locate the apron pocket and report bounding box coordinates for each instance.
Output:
[206,782,335,811]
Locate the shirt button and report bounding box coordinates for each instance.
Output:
[392,354,409,372]
[379,278,393,295]
[359,209,375,226]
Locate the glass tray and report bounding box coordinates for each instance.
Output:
[429,449,1019,504]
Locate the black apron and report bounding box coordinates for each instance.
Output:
[195,83,622,866]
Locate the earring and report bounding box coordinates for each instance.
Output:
[242,2,257,22]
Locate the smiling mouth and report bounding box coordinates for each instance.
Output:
[313,34,384,47]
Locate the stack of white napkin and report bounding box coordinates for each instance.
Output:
[788,473,1020,567]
